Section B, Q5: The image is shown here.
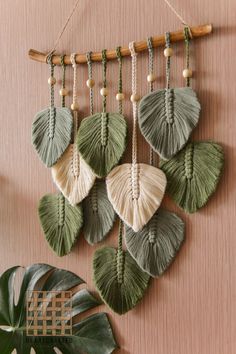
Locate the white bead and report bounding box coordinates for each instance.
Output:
[116,93,125,101]
[71,102,79,111]
[183,68,193,78]
[86,79,95,88]
[164,47,173,57]
[100,87,108,96]
[130,93,140,102]
[59,88,69,96]
[48,77,56,85]
[147,74,156,83]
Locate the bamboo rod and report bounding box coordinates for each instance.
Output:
[28,24,212,65]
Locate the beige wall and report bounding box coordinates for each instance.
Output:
[0,1,235,353]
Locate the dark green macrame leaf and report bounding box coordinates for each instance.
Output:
[38,193,83,256]
[160,141,224,213]
[83,181,116,245]
[77,112,127,177]
[93,247,150,315]
[0,264,118,354]
[125,209,185,277]
[32,107,73,167]
[138,87,201,160]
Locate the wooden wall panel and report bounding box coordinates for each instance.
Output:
[0,1,235,353]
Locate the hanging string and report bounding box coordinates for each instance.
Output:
[184,26,191,87]
[129,42,139,165]
[147,38,154,166]
[70,53,79,137]
[86,52,94,115]
[47,54,56,139]
[116,46,123,115]
[162,0,189,26]
[60,55,66,107]
[165,32,171,89]
[101,49,107,113]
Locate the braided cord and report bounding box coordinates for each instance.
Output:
[129,42,138,165]
[86,52,94,115]
[147,37,154,166]
[70,53,78,136]
[117,219,124,283]
[116,46,123,114]
[102,49,107,113]
[165,32,171,89]
[60,55,66,107]
[47,54,56,139]
[184,26,191,87]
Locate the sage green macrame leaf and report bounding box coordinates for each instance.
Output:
[77,113,127,178]
[38,193,83,256]
[83,181,116,245]
[125,209,185,277]
[32,107,73,167]
[160,141,224,213]
[93,247,150,315]
[138,87,201,160]
[106,163,167,232]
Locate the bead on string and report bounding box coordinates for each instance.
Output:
[116,46,124,114]
[183,26,192,86]
[59,55,68,107]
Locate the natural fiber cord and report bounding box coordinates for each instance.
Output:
[38,193,83,256]
[125,209,185,277]
[83,181,116,245]
[160,141,224,213]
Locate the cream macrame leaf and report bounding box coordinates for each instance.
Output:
[32,107,73,167]
[125,209,185,277]
[38,193,83,256]
[93,246,150,315]
[52,144,96,206]
[106,163,167,232]
[138,87,201,160]
[160,141,224,213]
[83,181,116,245]
[77,113,127,178]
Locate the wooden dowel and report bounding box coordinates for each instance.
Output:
[28,24,212,65]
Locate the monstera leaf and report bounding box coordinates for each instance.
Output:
[138,87,201,160]
[0,264,117,354]
[32,107,73,167]
[77,112,127,178]
[160,141,224,213]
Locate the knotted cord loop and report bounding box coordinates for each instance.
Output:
[116,46,123,114]
[129,41,138,166]
[184,26,191,87]
[102,49,107,112]
[86,51,94,115]
[60,55,66,107]
[147,37,154,166]
[70,53,78,136]
[165,32,171,89]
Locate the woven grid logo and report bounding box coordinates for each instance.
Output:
[26,291,72,337]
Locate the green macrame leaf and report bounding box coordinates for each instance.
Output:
[138,87,201,160]
[83,181,116,245]
[32,107,73,167]
[93,246,150,315]
[77,112,127,177]
[125,209,185,277]
[160,141,224,213]
[38,193,83,256]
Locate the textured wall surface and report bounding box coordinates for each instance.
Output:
[0,1,235,353]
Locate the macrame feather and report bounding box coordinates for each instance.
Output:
[93,246,150,315]
[38,193,83,256]
[106,163,167,232]
[83,181,116,245]
[125,209,185,277]
[138,87,201,160]
[160,141,224,213]
[32,107,73,167]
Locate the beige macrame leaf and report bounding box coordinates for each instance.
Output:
[106,163,167,232]
[52,144,96,206]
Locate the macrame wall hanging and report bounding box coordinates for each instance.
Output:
[29,0,224,316]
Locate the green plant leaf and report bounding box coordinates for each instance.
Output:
[32,107,73,167]
[83,181,116,245]
[93,247,150,315]
[0,264,118,354]
[77,112,127,177]
[38,193,83,256]
[138,87,201,160]
[125,209,185,277]
[160,141,224,213]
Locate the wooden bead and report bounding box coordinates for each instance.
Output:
[164,47,173,57]
[116,93,125,101]
[71,102,79,111]
[48,77,56,85]
[59,88,69,96]
[147,74,156,83]
[100,87,108,97]
[130,93,140,102]
[183,68,193,78]
[86,79,95,88]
